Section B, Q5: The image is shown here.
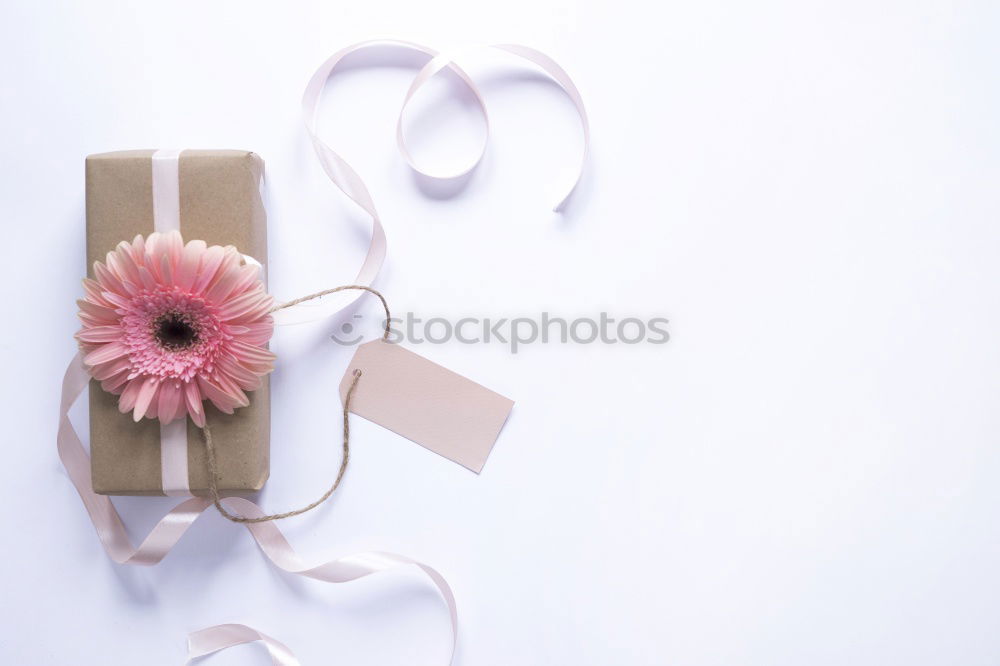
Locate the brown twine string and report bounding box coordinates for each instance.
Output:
[201,285,390,524]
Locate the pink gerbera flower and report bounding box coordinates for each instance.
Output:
[76,231,276,427]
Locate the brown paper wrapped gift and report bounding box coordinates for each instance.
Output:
[86,150,270,495]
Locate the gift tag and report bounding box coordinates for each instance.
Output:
[339,341,514,472]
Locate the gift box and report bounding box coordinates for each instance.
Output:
[85,150,270,495]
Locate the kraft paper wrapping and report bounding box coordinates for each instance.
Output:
[86,150,270,495]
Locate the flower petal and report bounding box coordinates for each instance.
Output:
[160,252,173,285]
[101,290,132,310]
[203,252,245,304]
[184,381,205,427]
[175,239,206,291]
[83,342,130,366]
[75,325,122,344]
[132,377,160,422]
[213,372,251,407]
[118,378,143,413]
[106,245,142,288]
[157,382,183,423]
[164,230,184,269]
[136,264,158,291]
[82,278,113,306]
[77,298,119,325]
[229,341,276,374]
[224,265,265,306]
[231,320,274,346]
[101,370,131,393]
[191,245,226,295]
[197,375,247,413]
[90,355,131,380]
[128,235,146,265]
[94,260,128,297]
[216,354,263,390]
[217,290,272,322]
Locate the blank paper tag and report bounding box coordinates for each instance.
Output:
[339,341,514,473]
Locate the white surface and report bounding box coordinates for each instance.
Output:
[1,1,999,664]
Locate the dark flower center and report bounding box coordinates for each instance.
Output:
[155,312,199,350]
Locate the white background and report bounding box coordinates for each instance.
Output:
[1,1,998,664]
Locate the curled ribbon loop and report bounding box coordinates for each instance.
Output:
[187,624,299,666]
[395,50,490,179]
[282,39,589,325]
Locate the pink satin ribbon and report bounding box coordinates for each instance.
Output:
[59,353,457,656]
[278,39,589,325]
[63,41,587,664]
[187,624,299,665]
